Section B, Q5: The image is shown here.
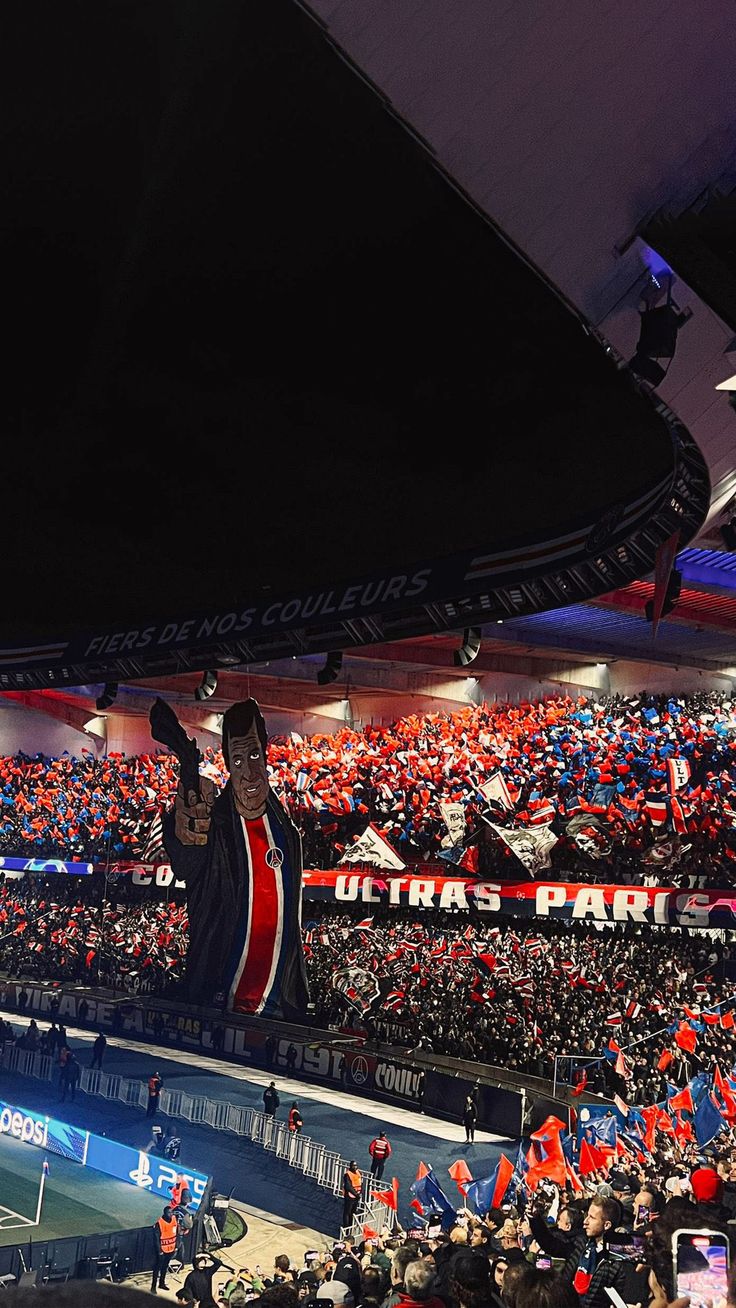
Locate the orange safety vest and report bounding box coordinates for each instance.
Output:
[170,1182,183,1206]
[156,1216,178,1255]
[288,1108,302,1132]
[148,1076,160,1095]
[345,1169,361,1196]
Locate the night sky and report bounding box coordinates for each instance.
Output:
[1,0,673,641]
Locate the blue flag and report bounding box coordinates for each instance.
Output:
[411,1169,456,1224]
[694,1093,726,1147]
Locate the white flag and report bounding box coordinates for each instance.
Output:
[479,772,514,810]
[488,822,557,878]
[439,802,467,848]
[338,823,406,871]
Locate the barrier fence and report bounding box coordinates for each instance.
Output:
[0,1042,385,1238]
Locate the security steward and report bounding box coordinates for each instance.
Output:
[151,1204,178,1293]
[341,1159,362,1231]
[147,1070,163,1118]
[288,1101,304,1134]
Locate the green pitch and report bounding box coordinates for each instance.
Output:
[0,1132,165,1246]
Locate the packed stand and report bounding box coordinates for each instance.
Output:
[205,1142,736,1308]
[0,693,735,885]
[306,912,736,1102]
[0,874,187,993]
[3,869,736,1097]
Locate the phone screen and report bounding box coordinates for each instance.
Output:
[427,1222,442,1238]
[674,1231,730,1308]
[535,1256,552,1271]
[609,1239,646,1261]
[636,1205,650,1225]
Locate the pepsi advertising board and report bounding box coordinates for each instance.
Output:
[0,1100,88,1163]
[0,1098,209,1207]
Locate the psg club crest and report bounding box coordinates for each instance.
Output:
[265,846,284,869]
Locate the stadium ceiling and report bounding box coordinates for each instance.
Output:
[0,0,712,702]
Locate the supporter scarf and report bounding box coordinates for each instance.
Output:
[573,1240,601,1296]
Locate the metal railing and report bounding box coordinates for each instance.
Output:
[0,1041,382,1237]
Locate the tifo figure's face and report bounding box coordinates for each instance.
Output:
[228,723,269,820]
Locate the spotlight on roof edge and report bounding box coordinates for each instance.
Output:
[95,682,118,711]
[194,669,218,701]
[453,628,482,667]
[317,651,343,686]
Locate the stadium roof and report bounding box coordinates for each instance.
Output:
[0,0,708,694]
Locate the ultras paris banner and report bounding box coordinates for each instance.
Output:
[115,862,736,928]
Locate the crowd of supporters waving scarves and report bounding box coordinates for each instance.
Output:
[0,691,734,884]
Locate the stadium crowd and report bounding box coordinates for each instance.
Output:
[209,1147,736,1308]
[307,913,736,1104]
[2,871,736,1098]
[0,692,734,884]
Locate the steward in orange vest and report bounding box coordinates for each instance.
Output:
[288,1102,303,1133]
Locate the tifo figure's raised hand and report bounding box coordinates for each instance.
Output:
[174,777,216,846]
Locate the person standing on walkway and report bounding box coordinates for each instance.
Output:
[91,1031,107,1070]
[263,1081,280,1117]
[288,1101,303,1134]
[463,1094,477,1144]
[151,1205,178,1293]
[368,1131,392,1179]
[61,1052,80,1103]
[147,1070,163,1117]
[341,1160,362,1231]
[286,1043,298,1074]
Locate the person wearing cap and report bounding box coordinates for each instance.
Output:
[368,1132,392,1179]
[690,1162,724,1206]
[316,1278,354,1307]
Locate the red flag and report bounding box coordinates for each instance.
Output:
[657,1049,673,1072]
[415,1161,430,1182]
[579,1139,608,1176]
[722,1011,735,1030]
[640,1106,659,1152]
[374,1178,398,1211]
[570,1070,588,1098]
[409,1199,424,1215]
[675,1022,697,1054]
[668,1086,694,1115]
[490,1154,515,1210]
[530,1115,567,1140]
[448,1159,473,1196]
[363,1225,379,1239]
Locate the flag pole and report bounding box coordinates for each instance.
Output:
[33,1162,48,1227]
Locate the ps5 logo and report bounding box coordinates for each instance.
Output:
[129,1151,154,1187]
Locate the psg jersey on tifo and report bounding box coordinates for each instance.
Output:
[226,811,291,1016]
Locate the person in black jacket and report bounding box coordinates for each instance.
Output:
[463,1096,478,1144]
[263,1082,280,1117]
[177,1254,227,1308]
[560,1197,625,1308]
